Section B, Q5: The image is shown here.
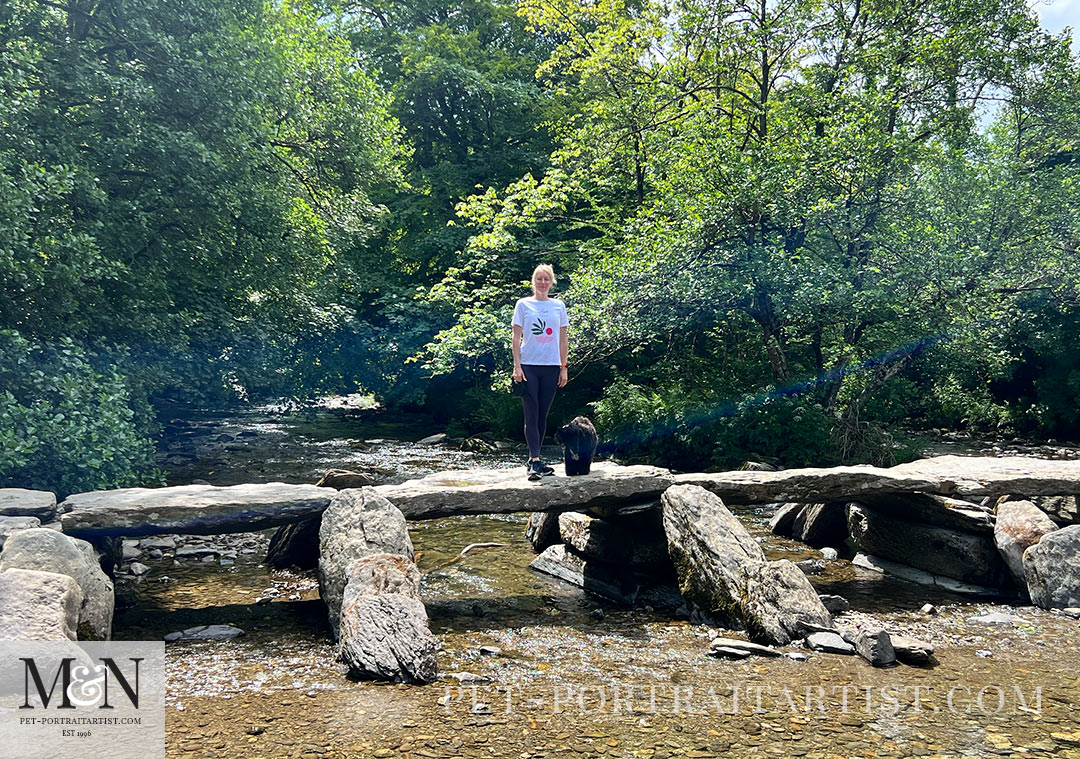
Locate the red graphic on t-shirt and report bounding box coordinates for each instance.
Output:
[531,318,555,343]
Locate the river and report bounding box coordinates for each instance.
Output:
[116,403,1080,759]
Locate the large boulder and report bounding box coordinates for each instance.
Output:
[0,529,114,639]
[525,511,561,552]
[846,503,1011,587]
[265,516,321,570]
[529,544,641,604]
[1030,495,1078,524]
[0,489,57,520]
[335,554,436,684]
[558,511,672,570]
[857,493,993,535]
[994,500,1059,592]
[660,484,832,645]
[660,484,766,626]
[0,568,83,640]
[739,560,834,645]
[341,553,422,599]
[768,503,803,537]
[336,594,437,684]
[0,516,41,549]
[790,502,848,547]
[1024,525,1080,609]
[318,489,413,636]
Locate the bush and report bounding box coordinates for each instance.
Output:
[591,378,838,470]
[0,331,162,498]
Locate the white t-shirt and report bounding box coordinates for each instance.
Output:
[512,297,569,366]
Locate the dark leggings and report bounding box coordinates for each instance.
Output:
[521,364,561,459]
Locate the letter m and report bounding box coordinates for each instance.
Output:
[20,658,75,709]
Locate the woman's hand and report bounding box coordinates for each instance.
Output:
[513,365,524,383]
[557,366,568,387]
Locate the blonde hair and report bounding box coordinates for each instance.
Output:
[532,264,556,287]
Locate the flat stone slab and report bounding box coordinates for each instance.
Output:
[46,455,1080,539]
[852,552,1012,597]
[677,455,1080,503]
[0,489,57,520]
[374,462,673,520]
[674,467,943,504]
[59,483,333,538]
[891,456,1080,498]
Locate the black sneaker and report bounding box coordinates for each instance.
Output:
[528,460,544,482]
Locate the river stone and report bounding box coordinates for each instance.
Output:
[558,511,671,569]
[707,637,781,658]
[768,503,803,537]
[336,593,437,684]
[343,553,421,599]
[417,433,447,445]
[854,629,896,667]
[820,547,839,560]
[891,634,935,665]
[164,624,246,642]
[856,493,994,535]
[60,482,333,537]
[739,560,834,645]
[818,594,849,614]
[1024,525,1080,609]
[795,559,826,575]
[525,511,561,552]
[791,502,848,547]
[847,502,1010,587]
[0,568,83,640]
[995,500,1059,592]
[0,516,41,549]
[0,529,113,640]
[265,516,321,570]
[1031,495,1078,524]
[316,469,377,489]
[375,462,673,519]
[318,489,413,636]
[806,631,854,655]
[851,552,1010,596]
[660,484,765,627]
[0,489,57,520]
[528,544,640,604]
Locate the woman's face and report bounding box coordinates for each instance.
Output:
[532,270,552,296]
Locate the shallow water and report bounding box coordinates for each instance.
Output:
[116,405,1080,758]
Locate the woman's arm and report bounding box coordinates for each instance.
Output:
[512,324,525,382]
[558,325,569,387]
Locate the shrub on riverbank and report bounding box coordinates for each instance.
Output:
[0,331,162,498]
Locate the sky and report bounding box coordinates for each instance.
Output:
[1033,0,1080,50]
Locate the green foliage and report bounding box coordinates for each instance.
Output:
[0,0,402,397]
[0,331,162,498]
[425,0,1080,459]
[592,377,837,471]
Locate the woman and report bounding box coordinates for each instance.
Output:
[512,264,569,481]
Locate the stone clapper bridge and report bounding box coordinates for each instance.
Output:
[54,455,1080,682]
